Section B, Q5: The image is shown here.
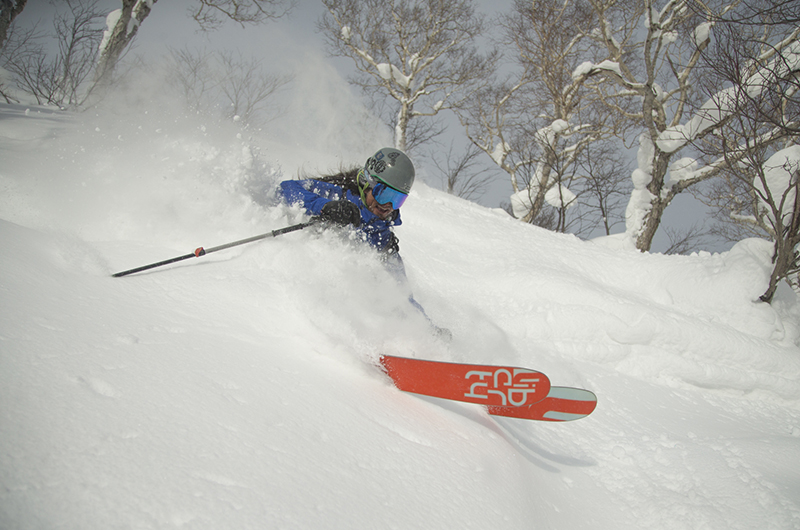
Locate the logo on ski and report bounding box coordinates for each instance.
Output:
[464,368,543,406]
[380,355,597,422]
[379,355,550,408]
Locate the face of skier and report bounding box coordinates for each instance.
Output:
[365,188,396,220]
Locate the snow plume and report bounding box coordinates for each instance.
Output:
[271,51,392,168]
[0,73,283,247]
[3,55,392,245]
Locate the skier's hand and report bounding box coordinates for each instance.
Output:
[383,232,400,254]
[320,200,361,227]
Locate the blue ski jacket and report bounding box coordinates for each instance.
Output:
[276,177,451,339]
[277,179,401,253]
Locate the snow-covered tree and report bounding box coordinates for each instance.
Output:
[93,0,155,87]
[755,146,800,300]
[1,0,103,107]
[0,0,26,53]
[456,0,629,234]
[3,0,292,100]
[693,5,800,301]
[94,0,291,88]
[188,0,293,30]
[580,0,799,255]
[577,0,733,251]
[318,0,495,153]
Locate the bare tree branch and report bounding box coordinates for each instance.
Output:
[1,0,103,107]
[318,0,496,153]
[455,0,631,235]
[167,46,291,127]
[691,5,800,301]
[190,0,294,31]
[430,142,495,201]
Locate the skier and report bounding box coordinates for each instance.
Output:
[277,147,450,339]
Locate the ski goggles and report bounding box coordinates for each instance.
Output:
[372,182,408,210]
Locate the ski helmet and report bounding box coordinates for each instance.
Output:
[360,147,415,194]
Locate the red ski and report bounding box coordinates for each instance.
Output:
[487,386,597,422]
[379,355,551,407]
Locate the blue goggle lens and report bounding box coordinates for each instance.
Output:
[373,182,408,210]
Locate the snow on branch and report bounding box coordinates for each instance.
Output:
[490,141,510,166]
[656,40,800,154]
[377,63,411,89]
[573,60,622,80]
[693,22,713,47]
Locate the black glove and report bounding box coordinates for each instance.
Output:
[384,232,400,254]
[320,200,361,227]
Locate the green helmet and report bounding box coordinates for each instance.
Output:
[361,147,415,194]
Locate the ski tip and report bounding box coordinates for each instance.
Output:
[487,386,597,422]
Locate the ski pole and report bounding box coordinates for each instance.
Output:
[112,219,318,278]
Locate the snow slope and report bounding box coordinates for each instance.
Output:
[2,86,800,529]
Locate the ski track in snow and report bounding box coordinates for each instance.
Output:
[1,96,800,530]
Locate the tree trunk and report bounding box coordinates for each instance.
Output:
[761,180,800,303]
[635,150,671,251]
[395,98,410,153]
[94,0,157,87]
[0,0,27,53]
[761,239,792,303]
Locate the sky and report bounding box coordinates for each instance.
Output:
[11,0,721,254]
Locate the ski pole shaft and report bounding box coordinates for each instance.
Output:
[112,220,317,278]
